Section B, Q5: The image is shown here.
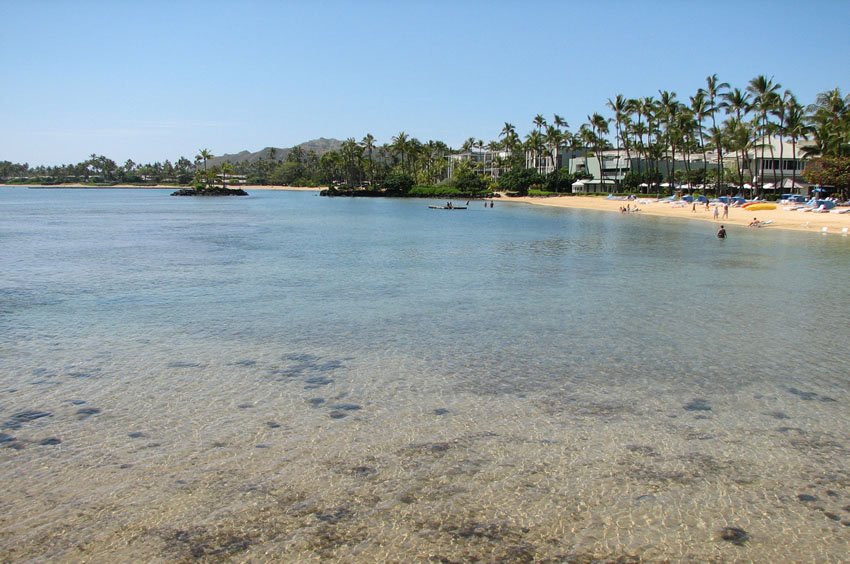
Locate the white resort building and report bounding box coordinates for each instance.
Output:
[447,136,818,195]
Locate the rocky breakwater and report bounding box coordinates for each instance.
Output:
[171,187,248,196]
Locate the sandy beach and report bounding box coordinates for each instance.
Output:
[508,195,850,235]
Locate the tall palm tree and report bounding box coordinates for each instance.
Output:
[657,90,679,187]
[805,87,850,158]
[524,130,544,173]
[533,114,547,135]
[747,75,781,194]
[643,97,661,178]
[197,149,213,188]
[544,125,563,179]
[553,114,568,131]
[391,132,409,174]
[783,96,811,192]
[588,113,610,188]
[360,133,376,185]
[500,122,517,147]
[689,90,710,190]
[675,107,699,189]
[721,88,751,190]
[552,114,569,175]
[701,74,729,192]
[220,162,234,189]
[607,95,630,185]
[499,122,520,168]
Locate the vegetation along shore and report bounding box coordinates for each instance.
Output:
[2,75,848,204]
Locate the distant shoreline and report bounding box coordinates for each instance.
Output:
[6,183,848,236]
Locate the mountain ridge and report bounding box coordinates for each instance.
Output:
[206,138,344,167]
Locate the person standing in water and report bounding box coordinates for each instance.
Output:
[717,225,727,239]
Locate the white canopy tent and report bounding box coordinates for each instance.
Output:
[571,179,617,194]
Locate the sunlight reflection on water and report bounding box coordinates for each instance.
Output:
[1,189,849,561]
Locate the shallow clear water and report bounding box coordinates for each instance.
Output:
[1,188,849,561]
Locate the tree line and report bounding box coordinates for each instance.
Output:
[2,75,848,196]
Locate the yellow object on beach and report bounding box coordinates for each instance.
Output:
[744,203,777,211]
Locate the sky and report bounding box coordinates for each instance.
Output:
[1,0,849,166]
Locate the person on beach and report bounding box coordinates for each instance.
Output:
[692,202,696,212]
[723,203,729,219]
[749,217,760,228]
[713,206,719,220]
[717,225,727,239]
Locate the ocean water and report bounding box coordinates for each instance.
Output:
[1,188,849,561]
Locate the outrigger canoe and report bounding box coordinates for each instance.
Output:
[428,205,467,210]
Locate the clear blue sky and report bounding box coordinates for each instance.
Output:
[2,0,848,166]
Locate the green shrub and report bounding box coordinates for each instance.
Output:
[497,168,543,195]
[381,172,415,194]
[408,185,465,197]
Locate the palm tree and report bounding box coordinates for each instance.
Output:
[533,114,546,134]
[196,149,213,188]
[541,125,563,183]
[701,74,729,193]
[784,96,811,192]
[500,122,517,146]
[588,113,610,188]
[499,122,520,167]
[391,132,409,174]
[361,133,376,185]
[747,75,781,194]
[675,107,698,189]
[524,130,544,173]
[220,162,234,189]
[721,88,751,190]
[805,87,850,158]
[689,90,710,190]
[642,97,660,178]
[658,90,679,188]
[608,94,631,185]
[553,114,568,131]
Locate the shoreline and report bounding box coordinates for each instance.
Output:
[0,183,322,191]
[5,184,848,235]
[507,195,850,235]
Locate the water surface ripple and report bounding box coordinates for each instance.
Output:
[1,189,849,561]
